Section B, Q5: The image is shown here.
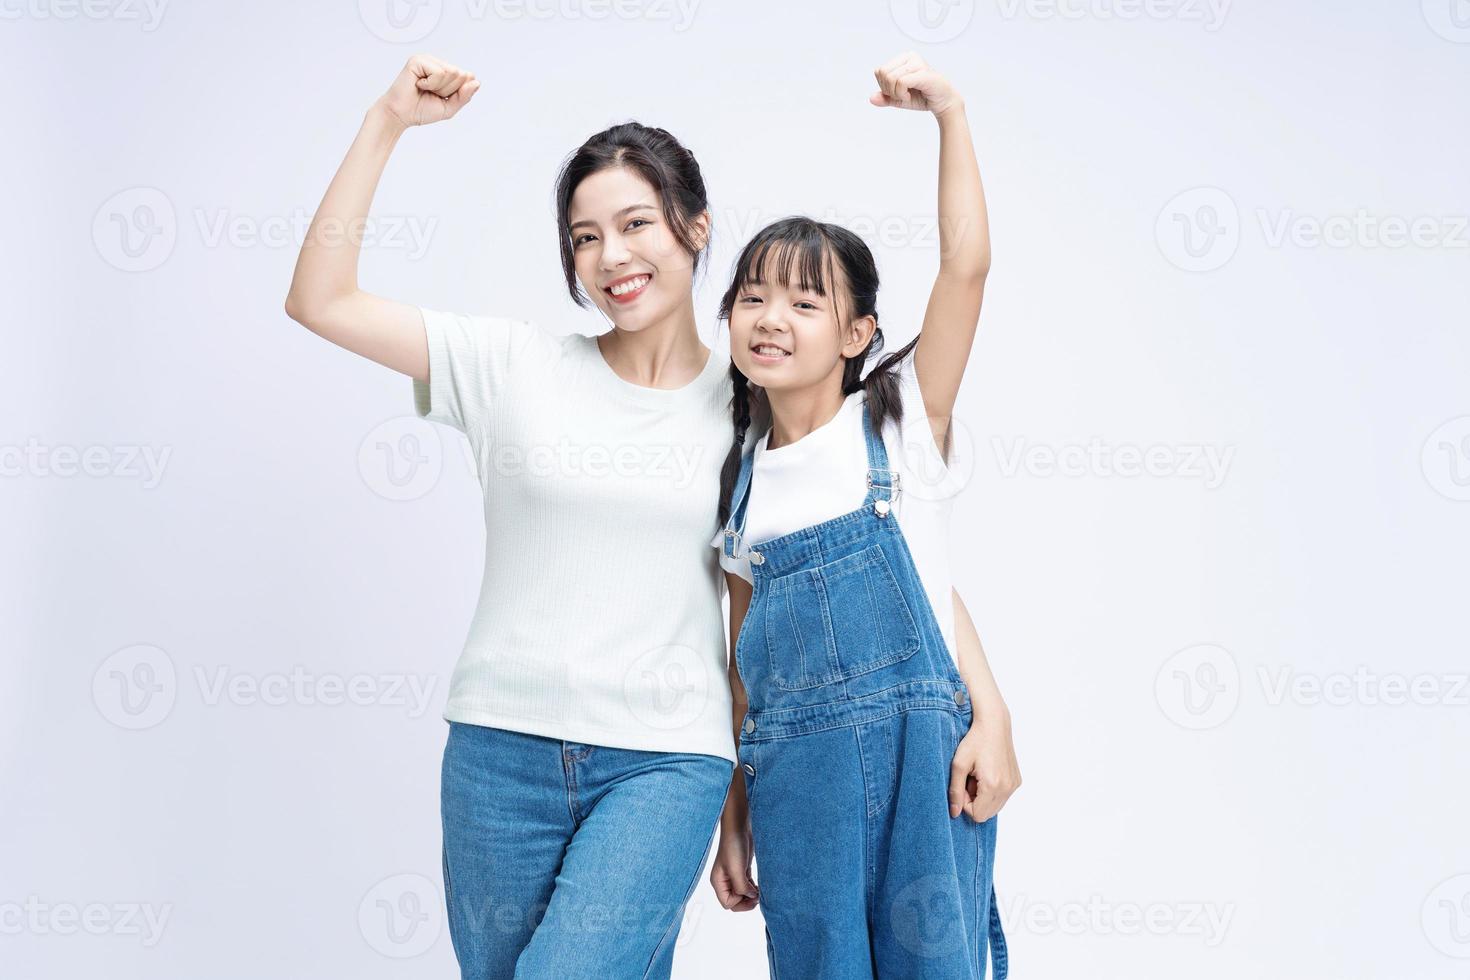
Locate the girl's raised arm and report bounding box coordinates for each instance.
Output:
[870,53,990,442]
[284,54,480,383]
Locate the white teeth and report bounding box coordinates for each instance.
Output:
[754,345,789,357]
[608,276,650,296]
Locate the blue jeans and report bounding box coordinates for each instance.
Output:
[739,708,1005,979]
[440,722,732,979]
[722,401,1009,979]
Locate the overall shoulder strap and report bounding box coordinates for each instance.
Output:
[722,441,759,560]
[861,400,899,513]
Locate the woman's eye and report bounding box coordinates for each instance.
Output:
[627,218,651,231]
[574,234,596,247]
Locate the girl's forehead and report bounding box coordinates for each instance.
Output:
[741,237,842,296]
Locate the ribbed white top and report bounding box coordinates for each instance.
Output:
[413,306,737,763]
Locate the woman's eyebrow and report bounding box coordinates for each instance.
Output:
[569,202,658,231]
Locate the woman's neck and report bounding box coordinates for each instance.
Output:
[596,301,708,389]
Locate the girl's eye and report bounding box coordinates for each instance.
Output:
[739,295,762,304]
[795,301,818,311]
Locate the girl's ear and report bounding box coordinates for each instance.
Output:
[842,315,878,359]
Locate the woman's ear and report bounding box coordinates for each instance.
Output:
[842,315,878,358]
[690,210,712,253]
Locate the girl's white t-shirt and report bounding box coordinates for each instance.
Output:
[414,306,737,763]
[711,352,965,662]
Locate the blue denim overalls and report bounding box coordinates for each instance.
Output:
[722,400,1009,979]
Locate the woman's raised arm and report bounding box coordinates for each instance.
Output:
[284,54,480,383]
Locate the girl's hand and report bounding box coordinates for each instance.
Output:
[948,706,1021,822]
[869,51,962,116]
[709,824,760,912]
[376,53,480,129]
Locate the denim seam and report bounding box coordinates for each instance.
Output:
[852,725,878,919]
[641,784,724,979]
[441,840,461,965]
[742,700,966,743]
[764,925,782,980]
[973,779,983,978]
[560,743,580,826]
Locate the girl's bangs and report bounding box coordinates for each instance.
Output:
[734,228,835,298]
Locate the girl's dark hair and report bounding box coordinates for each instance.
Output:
[554,122,710,307]
[715,217,919,525]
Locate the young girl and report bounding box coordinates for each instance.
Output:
[706,54,1014,979]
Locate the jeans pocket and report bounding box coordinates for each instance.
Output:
[764,543,921,691]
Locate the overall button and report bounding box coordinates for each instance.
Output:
[742,717,756,734]
[954,690,968,705]
[742,763,755,776]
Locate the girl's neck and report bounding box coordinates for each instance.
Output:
[597,300,708,388]
[765,367,850,451]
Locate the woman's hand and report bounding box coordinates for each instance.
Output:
[869,51,962,117]
[376,53,480,130]
[709,822,760,912]
[949,704,1021,823]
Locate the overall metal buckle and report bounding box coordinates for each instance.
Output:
[866,469,902,518]
[723,528,764,565]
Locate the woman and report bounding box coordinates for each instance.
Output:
[286,54,732,979]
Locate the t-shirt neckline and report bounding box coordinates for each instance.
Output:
[757,390,864,459]
[584,331,725,405]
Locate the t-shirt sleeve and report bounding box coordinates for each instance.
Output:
[892,348,966,497]
[412,307,543,435]
[710,526,753,583]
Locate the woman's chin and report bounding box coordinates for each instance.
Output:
[606,300,668,333]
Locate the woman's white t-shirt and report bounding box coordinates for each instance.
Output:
[414,307,737,763]
[711,352,964,662]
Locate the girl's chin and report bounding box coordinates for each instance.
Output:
[737,360,798,386]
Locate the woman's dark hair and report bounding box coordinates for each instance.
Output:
[554,122,710,307]
[715,217,919,524]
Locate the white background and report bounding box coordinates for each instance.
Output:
[4,0,1469,977]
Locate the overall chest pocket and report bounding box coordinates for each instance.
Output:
[763,543,921,691]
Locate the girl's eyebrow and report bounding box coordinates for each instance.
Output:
[569,202,657,232]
